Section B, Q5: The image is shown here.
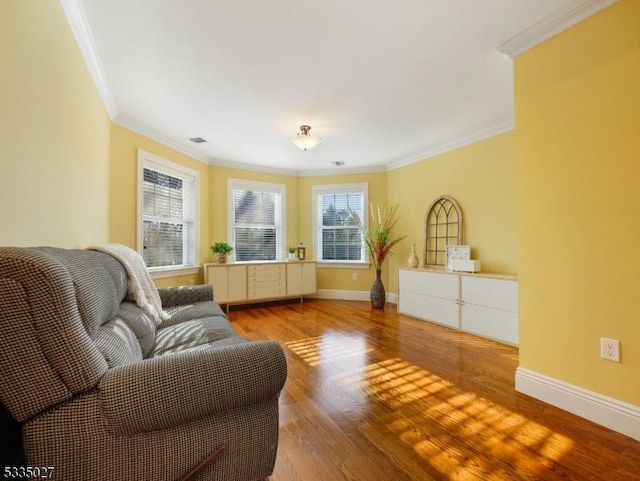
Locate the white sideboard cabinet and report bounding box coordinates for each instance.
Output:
[398,268,518,345]
[204,261,317,310]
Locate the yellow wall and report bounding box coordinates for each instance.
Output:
[7,0,637,415]
[387,132,518,292]
[515,0,640,405]
[298,172,389,292]
[0,0,110,247]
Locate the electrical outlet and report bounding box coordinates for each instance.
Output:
[352,272,358,281]
[600,337,620,362]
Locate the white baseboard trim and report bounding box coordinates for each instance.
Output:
[515,367,640,441]
[312,289,398,304]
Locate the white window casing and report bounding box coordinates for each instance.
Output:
[312,183,369,268]
[137,150,199,276]
[228,178,286,262]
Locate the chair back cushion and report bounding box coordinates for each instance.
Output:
[0,247,146,421]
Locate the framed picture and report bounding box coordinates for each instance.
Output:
[445,245,470,270]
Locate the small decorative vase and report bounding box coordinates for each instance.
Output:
[217,253,227,264]
[370,268,386,308]
[408,243,420,268]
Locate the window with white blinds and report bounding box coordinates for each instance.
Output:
[138,151,199,269]
[228,179,285,261]
[313,183,368,265]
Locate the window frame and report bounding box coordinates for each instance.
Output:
[312,183,369,268]
[137,150,200,278]
[228,178,286,262]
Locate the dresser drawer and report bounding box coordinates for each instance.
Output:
[249,282,285,299]
[248,264,285,279]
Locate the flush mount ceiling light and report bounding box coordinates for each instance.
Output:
[291,125,321,151]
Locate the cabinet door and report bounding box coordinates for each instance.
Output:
[461,276,518,312]
[227,265,247,302]
[461,304,519,345]
[302,262,316,294]
[398,269,460,328]
[287,262,316,296]
[399,269,458,300]
[286,263,302,295]
[399,290,459,328]
[207,265,229,303]
[460,276,519,344]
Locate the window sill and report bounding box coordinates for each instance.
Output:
[318,261,371,269]
[148,265,200,280]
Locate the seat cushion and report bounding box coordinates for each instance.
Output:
[161,301,227,328]
[150,317,246,357]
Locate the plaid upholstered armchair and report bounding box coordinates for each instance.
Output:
[0,246,287,481]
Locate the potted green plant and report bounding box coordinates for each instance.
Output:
[287,245,297,261]
[210,242,233,264]
[350,204,406,308]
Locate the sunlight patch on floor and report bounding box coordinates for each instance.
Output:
[285,334,574,479]
[360,358,575,480]
[285,332,374,367]
[360,359,451,406]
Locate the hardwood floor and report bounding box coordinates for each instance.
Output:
[229,299,640,481]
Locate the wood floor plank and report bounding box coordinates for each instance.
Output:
[228,299,640,481]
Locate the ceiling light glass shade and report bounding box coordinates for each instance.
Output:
[291,125,321,151]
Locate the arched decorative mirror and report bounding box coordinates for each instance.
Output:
[424,195,463,266]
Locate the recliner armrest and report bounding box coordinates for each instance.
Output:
[97,340,287,436]
[157,284,213,307]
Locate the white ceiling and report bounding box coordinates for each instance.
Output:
[67,0,609,175]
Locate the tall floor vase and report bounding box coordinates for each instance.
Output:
[370,268,386,308]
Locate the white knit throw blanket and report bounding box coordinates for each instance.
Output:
[90,244,170,325]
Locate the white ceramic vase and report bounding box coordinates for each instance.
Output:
[408,243,420,268]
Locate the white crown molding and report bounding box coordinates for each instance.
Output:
[516,367,640,441]
[59,0,117,118]
[385,119,515,172]
[298,164,388,178]
[117,117,312,176]
[113,116,214,165]
[118,116,387,177]
[115,113,513,178]
[209,158,299,177]
[119,111,511,177]
[497,0,619,58]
